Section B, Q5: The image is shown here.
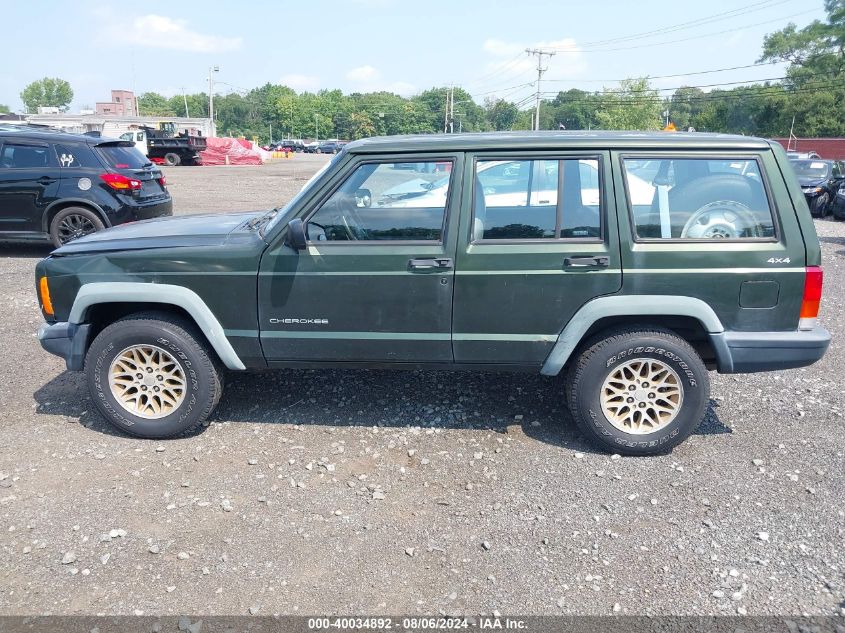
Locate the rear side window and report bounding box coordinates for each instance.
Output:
[0,143,53,169]
[94,143,149,169]
[54,143,101,169]
[622,157,775,240]
[473,158,602,241]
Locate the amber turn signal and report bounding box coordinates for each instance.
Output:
[39,276,54,316]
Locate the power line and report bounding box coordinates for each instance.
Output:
[548,8,818,53]
[543,61,782,84]
[573,0,795,48]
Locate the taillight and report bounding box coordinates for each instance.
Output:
[158,175,167,187]
[39,276,54,317]
[799,266,823,330]
[100,173,142,191]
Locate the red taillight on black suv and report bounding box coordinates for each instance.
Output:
[799,266,823,330]
[100,173,142,191]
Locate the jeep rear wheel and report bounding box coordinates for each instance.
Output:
[85,312,223,438]
[565,327,709,456]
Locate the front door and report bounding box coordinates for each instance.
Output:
[0,141,60,234]
[258,155,463,364]
[452,151,623,366]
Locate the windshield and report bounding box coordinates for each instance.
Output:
[263,153,341,234]
[791,160,831,179]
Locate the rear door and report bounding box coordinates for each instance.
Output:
[0,141,60,233]
[452,151,622,365]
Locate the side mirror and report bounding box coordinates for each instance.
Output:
[286,218,307,250]
[355,188,372,208]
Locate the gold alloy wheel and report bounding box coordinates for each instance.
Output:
[108,345,187,420]
[599,358,684,434]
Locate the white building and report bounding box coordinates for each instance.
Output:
[21,113,213,139]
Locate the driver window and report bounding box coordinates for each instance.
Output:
[622,157,775,240]
[307,160,453,242]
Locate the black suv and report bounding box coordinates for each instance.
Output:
[789,158,845,217]
[0,125,172,247]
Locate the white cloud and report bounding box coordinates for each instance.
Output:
[344,65,415,96]
[346,65,381,82]
[117,14,242,53]
[280,74,321,92]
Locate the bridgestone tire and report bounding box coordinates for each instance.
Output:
[564,327,710,456]
[164,152,181,166]
[85,312,223,438]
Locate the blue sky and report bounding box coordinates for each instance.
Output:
[0,0,827,112]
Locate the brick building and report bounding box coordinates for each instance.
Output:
[96,90,139,117]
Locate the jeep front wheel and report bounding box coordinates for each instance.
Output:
[85,312,223,438]
[565,327,709,456]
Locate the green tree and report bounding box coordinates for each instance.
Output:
[548,89,600,130]
[595,78,662,131]
[137,92,175,116]
[20,77,73,113]
[760,0,845,83]
[485,98,519,130]
[0,104,10,114]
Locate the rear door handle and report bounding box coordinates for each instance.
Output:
[37,177,57,185]
[564,256,610,268]
[409,258,453,271]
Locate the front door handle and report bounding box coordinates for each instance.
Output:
[564,256,609,268]
[37,177,57,185]
[409,258,453,271]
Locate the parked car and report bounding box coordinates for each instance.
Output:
[278,139,305,152]
[0,125,172,247]
[303,141,320,153]
[789,158,845,217]
[786,150,821,160]
[317,140,342,154]
[35,132,829,455]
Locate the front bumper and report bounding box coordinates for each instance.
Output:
[712,325,831,373]
[37,321,92,371]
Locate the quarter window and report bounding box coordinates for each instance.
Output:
[622,157,775,240]
[307,161,452,242]
[473,158,602,240]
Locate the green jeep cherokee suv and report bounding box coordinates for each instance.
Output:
[34,132,830,455]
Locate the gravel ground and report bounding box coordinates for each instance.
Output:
[0,154,842,617]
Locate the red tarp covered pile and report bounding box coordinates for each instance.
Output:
[199,137,264,166]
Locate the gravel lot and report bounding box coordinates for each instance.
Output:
[0,154,842,617]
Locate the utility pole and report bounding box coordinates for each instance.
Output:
[449,86,455,134]
[208,66,219,136]
[525,48,555,131]
[182,89,189,118]
[443,86,451,133]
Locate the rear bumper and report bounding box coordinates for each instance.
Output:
[712,325,831,373]
[109,198,173,226]
[37,321,91,371]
